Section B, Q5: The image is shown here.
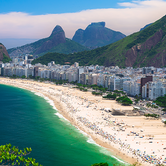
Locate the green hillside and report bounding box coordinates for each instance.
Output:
[8,37,88,57]
[0,43,11,62]
[32,15,166,68]
[37,38,89,56]
[31,45,108,65]
[2,53,11,63]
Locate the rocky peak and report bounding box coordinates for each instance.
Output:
[72,21,126,48]
[50,25,65,37]
[72,29,84,44]
[35,25,66,54]
[88,22,105,28]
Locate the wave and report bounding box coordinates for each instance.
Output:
[54,112,70,122]
[87,137,102,147]
[86,136,127,165]
[99,148,127,165]
[33,92,57,110]
[33,92,70,123]
[32,91,127,165]
[13,86,126,165]
[77,128,88,137]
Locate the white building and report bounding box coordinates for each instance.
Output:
[88,74,98,85]
[78,68,84,83]
[142,81,166,100]
[109,77,131,91]
[25,68,33,78]
[97,74,105,87]
[123,80,140,96]
[123,81,131,94]
[68,72,78,82]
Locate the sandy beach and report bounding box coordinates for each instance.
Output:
[0,78,166,166]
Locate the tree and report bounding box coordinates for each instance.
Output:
[0,144,42,166]
[116,96,132,105]
[35,76,40,80]
[164,121,166,125]
[103,93,117,100]
[21,75,26,79]
[122,98,133,105]
[162,108,166,112]
[144,113,160,119]
[154,95,166,107]
[28,75,34,79]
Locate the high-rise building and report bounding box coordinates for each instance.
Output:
[34,67,39,78]
[141,76,153,95]
[142,81,166,100]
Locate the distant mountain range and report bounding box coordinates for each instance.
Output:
[0,43,11,63]
[8,22,126,57]
[72,22,126,49]
[32,15,166,68]
[7,25,88,57]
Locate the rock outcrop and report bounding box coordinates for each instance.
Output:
[125,29,165,67]
[72,22,126,48]
[0,43,10,61]
[34,25,66,54]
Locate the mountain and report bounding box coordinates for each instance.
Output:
[72,22,126,48]
[32,15,166,68]
[0,43,11,63]
[140,23,152,31]
[7,25,88,57]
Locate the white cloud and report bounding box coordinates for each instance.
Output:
[0,0,166,40]
[118,0,166,8]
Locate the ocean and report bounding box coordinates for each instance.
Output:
[0,84,124,166]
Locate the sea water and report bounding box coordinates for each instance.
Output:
[0,84,125,166]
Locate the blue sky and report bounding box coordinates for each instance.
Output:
[1,0,130,15]
[1,0,166,48]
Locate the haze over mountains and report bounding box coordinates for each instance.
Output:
[32,15,166,68]
[72,22,126,49]
[7,25,88,57]
[8,22,126,57]
[0,38,38,49]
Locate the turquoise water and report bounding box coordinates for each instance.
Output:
[0,84,124,166]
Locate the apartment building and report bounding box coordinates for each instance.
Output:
[142,81,166,100]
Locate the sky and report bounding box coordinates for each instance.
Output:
[1,0,166,48]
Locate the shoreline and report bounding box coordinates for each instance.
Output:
[0,78,166,166]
